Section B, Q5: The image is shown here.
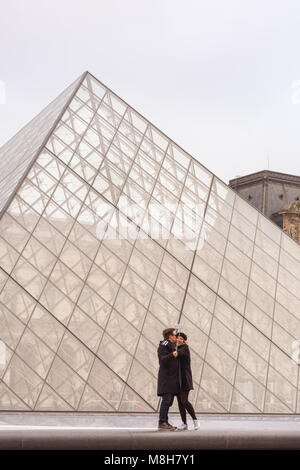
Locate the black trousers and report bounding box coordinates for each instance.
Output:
[176,391,197,424]
[159,393,175,424]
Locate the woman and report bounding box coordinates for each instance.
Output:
[176,332,199,431]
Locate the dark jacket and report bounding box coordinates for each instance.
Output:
[177,344,193,391]
[157,340,180,396]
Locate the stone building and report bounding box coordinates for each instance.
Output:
[229,170,300,242]
[278,201,300,244]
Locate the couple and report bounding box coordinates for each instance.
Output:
[157,327,199,431]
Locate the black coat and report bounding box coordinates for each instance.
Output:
[157,340,180,396]
[177,344,193,391]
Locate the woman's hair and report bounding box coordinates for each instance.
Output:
[176,332,187,341]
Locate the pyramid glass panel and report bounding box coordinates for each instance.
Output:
[0,74,84,215]
[0,71,300,413]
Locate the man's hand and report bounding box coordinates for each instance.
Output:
[173,351,178,357]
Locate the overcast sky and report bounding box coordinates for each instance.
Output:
[1,0,300,184]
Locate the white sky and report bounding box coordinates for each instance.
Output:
[1,0,300,184]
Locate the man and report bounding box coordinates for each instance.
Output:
[157,327,180,431]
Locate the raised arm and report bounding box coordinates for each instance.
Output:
[158,344,177,365]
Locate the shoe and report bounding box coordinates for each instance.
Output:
[193,419,200,430]
[175,422,188,431]
[167,422,177,431]
[158,422,177,431]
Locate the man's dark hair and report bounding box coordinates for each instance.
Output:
[162,328,175,340]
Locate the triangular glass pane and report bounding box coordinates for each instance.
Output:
[0,382,30,410]
[35,384,73,411]
[78,384,114,412]
[119,386,154,412]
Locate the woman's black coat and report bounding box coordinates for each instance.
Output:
[177,343,194,391]
[157,340,180,396]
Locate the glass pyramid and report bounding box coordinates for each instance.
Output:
[0,71,300,413]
